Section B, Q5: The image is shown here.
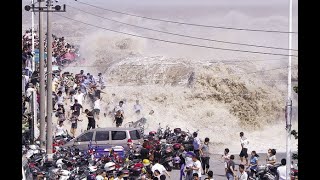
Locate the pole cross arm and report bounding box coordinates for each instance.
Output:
[25,4,66,12]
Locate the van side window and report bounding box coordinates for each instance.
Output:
[77,132,94,142]
[95,131,109,141]
[129,130,141,140]
[111,131,126,140]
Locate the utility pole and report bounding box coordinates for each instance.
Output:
[286,0,293,179]
[31,0,35,72]
[38,0,46,149]
[24,1,66,152]
[46,0,53,155]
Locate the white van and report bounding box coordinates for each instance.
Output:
[63,127,143,150]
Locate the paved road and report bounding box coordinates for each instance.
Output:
[167,152,293,180]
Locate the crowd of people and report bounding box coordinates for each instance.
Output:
[22,29,292,180]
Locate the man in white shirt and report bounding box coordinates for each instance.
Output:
[55,121,65,137]
[191,154,202,179]
[94,97,101,120]
[239,132,249,165]
[277,158,287,180]
[151,160,171,178]
[237,164,248,180]
[133,100,142,114]
[26,83,35,100]
[75,90,84,107]
[114,101,125,115]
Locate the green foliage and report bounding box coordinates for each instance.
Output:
[293,86,298,94]
[291,129,298,160]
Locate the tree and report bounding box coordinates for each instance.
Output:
[291,130,298,160]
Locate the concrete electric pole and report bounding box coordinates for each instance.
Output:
[286,0,293,179]
[24,1,66,153]
[31,0,35,72]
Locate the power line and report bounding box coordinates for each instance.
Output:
[54,14,298,57]
[74,0,298,34]
[67,5,298,52]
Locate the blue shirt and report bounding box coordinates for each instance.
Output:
[250,156,258,170]
[193,137,201,150]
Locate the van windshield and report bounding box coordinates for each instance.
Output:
[129,130,141,140]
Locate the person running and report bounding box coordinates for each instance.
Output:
[226,155,236,180]
[239,132,249,165]
[222,148,231,172]
[114,100,125,114]
[93,97,101,120]
[55,107,66,123]
[114,110,124,127]
[69,111,82,138]
[134,100,142,114]
[247,151,259,177]
[277,158,287,180]
[193,132,201,159]
[75,89,84,110]
[56,91,65,107]
[200,137,210,175]
[85,109,96,130]
[237,164,248,180]
[97,73,106,89]
[71,99,83,117]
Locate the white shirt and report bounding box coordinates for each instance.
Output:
[114,178,124,180]
[115,105,124,114]
[70,95,75,106]
[57,95,64,105]
[277,165,287,180]
[192,160,202,178]
[25,58,32,71]
[240,137,249,149]
[134,104,142,112]
[95,175,104,180]
[94,99,101,110]
[75,93,84,106]
[238,171,248,180]
[24,75,29,84]
[26,87,35,98]
[55,125,65,136]
[152,163,167,175]
[185,157,194,167]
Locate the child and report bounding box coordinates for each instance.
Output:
[222,148,230,172]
